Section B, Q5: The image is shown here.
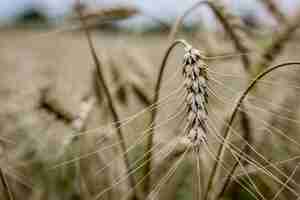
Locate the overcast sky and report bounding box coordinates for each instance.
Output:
[0,0,299,27]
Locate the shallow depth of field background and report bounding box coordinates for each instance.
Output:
[1,0,300,200]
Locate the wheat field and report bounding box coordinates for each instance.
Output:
[1,1,300,200]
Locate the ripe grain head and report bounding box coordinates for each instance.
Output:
[182,46,209,148]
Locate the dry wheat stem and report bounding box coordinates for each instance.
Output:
[257,0,287,24]
[254,10,300,72]
[50,98,185,171]
[207,86,300,193]
[169,0,251,71]
[208,107,300,198]
[216,111,253,198]
[205,62,300,200]
[193,0,257,169]
[207,69,300,91]
[207,85,300,167]
[74,3,142,200]
[207,77,252,197]
[203,140,261,200]
[208,72,300,121]
[207,80,300,150]
[121,137,186,200]
[206,109,299,198]
[92,107,187,177]
[93,134,181,200]
[215,103,252,198]
[147,147,190,200]
[207,116,266,200]
[272,164,299,200]
[193,147,203,200]
[68,83,184,140]
[217,144,244,198]
[144,40,209,197]
[225,155,300,182]
[0,168,14,200]
[48,92,186,175]
[144,39,191,194]
[204,0,251,70]
[168,0,206,41]
[207,72,300,108]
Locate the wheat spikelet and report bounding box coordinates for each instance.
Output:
[182,45,209,148]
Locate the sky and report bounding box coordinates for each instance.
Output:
[0,0,299,27]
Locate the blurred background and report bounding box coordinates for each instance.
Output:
[1,1,300,200]
[1,0,300,29]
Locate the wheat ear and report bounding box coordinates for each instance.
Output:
[181,44,211,200]
[170,2,254,169]
[182,44,209,200]
[144,40,209,199]
[182,45,209,148]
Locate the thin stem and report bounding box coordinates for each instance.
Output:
[168,1,207,42]
[143,39,190,194]
[216,107,252,198]
[193,147,202,200]
[75,4,142,200]
[0,168,14,200]
[272,164,299,200]
[216,144,245,198]
[205,62,300,200]
[257,0,287,24]
[253,9,300,72]
[171,4,254,195]
[169,0,251,71]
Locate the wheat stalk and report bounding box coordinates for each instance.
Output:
[169,0,252,71]
[144,39,190,194]
[74,2,142,200]
[206,61,300,200]
[253,9,300,73]
[0,168,14,200]
[168,2,257,199]
[143,39,210,199]
[257,0,287,24]
[216,106,252,199]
